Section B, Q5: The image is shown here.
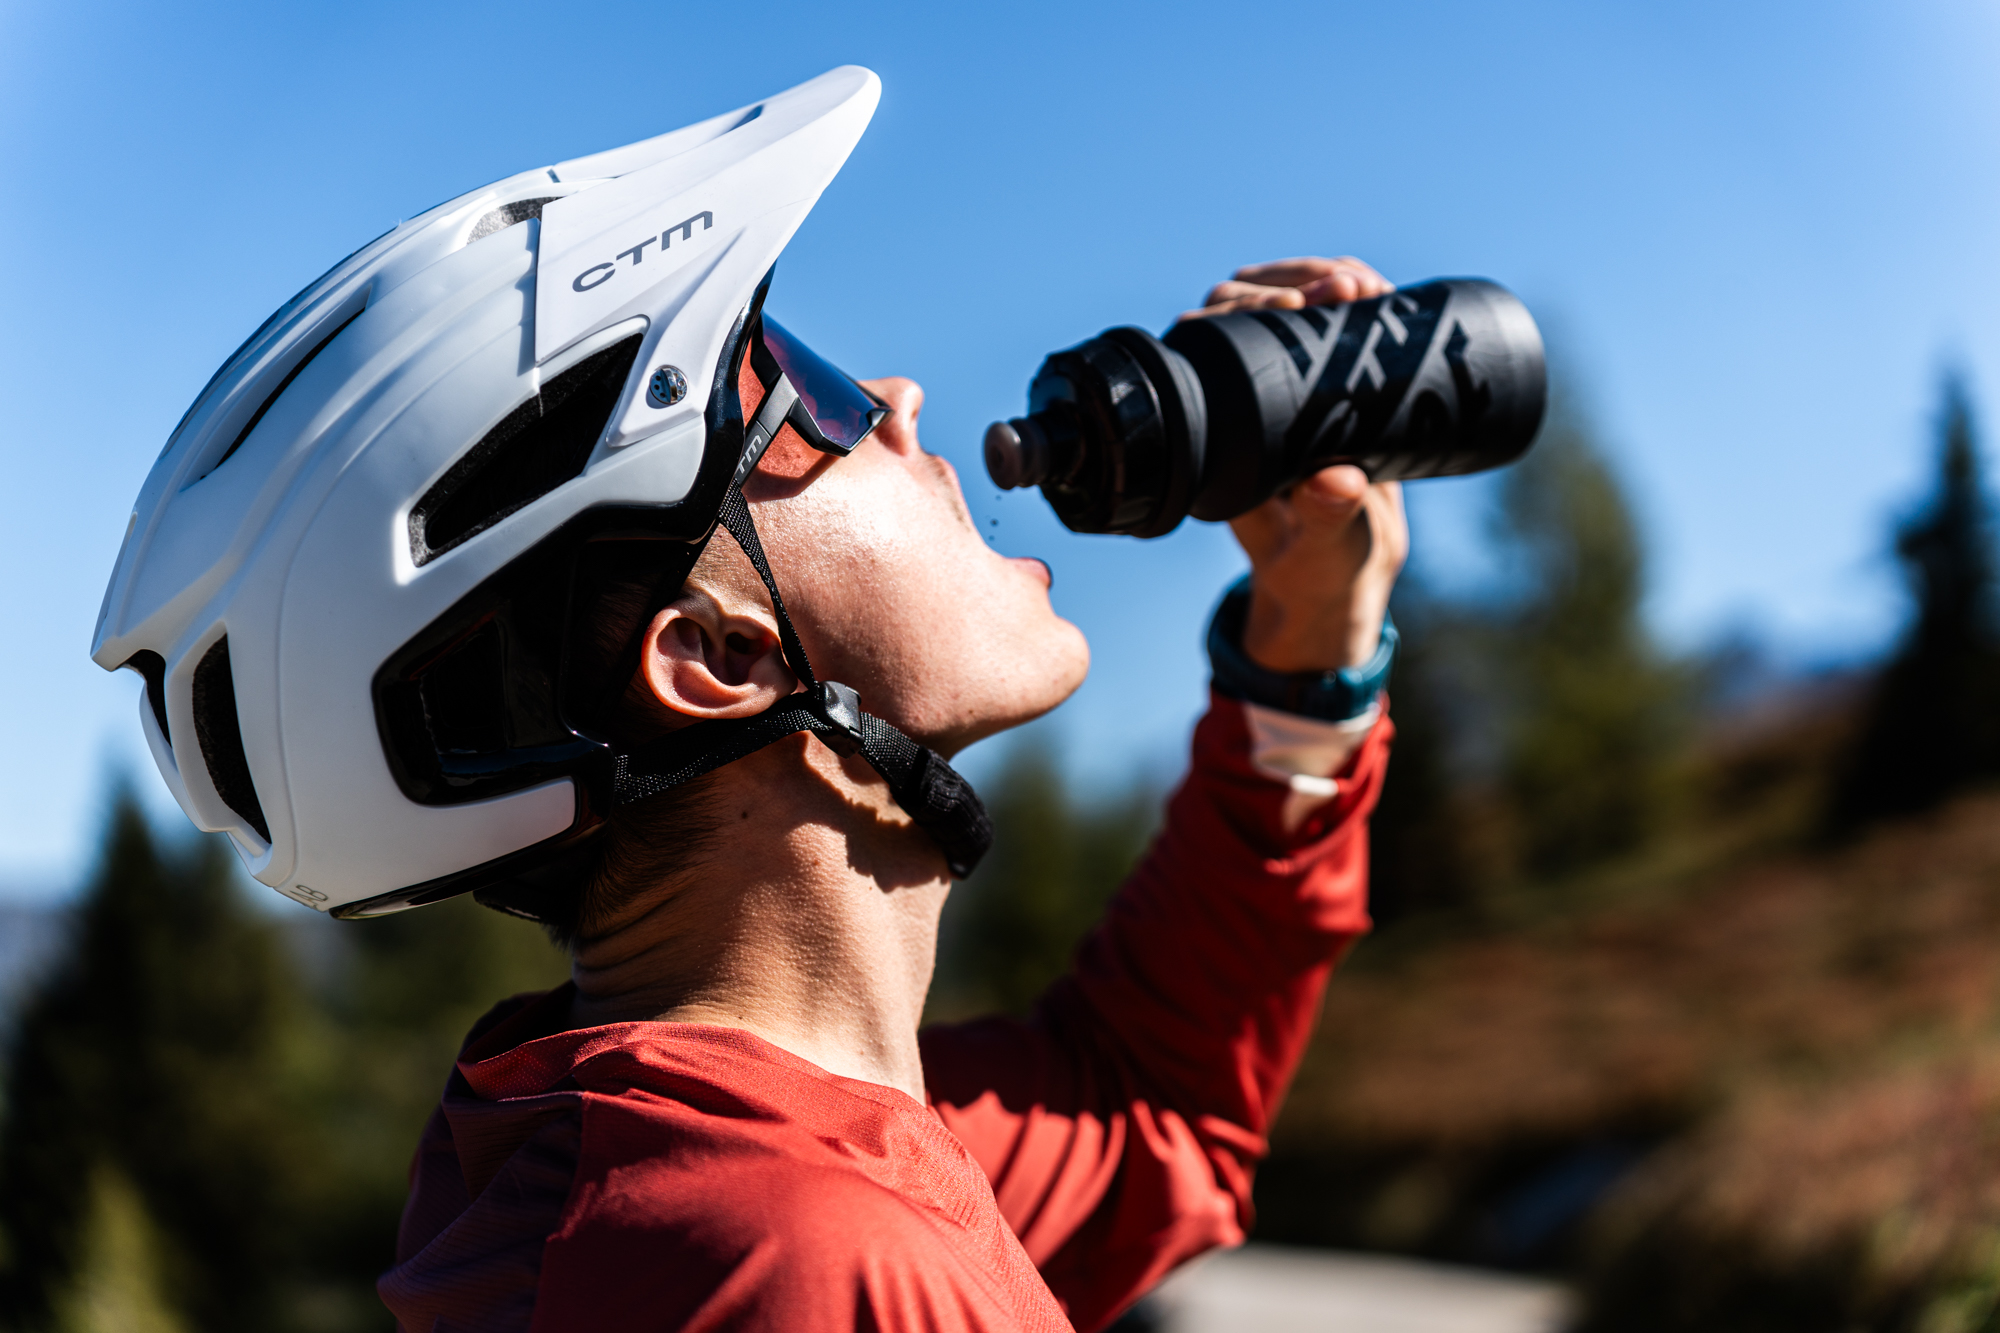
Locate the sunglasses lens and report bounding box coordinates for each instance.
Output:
[760,317,884,452]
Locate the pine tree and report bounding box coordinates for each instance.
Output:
[1367,579,1477,920]
[303,895,569,1291]
[0,792,326,1332]
[1489,400,1686,879]
[1826,376,2000,829]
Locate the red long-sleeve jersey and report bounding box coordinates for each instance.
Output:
[378,695,1389,1332]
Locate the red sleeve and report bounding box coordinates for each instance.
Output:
[921,692,1390,1333]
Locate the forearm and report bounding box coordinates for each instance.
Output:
[924,695,1389,1329]
[1061,693,1387,1131]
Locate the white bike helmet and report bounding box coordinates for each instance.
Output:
[90,67,989,921]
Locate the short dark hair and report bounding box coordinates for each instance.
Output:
[549,555,728,949]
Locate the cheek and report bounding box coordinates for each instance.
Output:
[760,456,1084,741]
[755,424,832,483]
[825,490,960,632]
[778,471,982,669]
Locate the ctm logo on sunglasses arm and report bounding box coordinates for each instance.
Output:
[570,211,715,293]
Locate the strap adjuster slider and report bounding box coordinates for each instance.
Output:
[810,681,866,756]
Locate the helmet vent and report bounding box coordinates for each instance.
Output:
[409,333,643,565]
[467,196,559,245]
[195,304,365,483]
[192,637,270,842]
[123,650,171,745]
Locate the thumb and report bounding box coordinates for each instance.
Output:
[1293,464,1370,517]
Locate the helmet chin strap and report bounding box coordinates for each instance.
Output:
[610,483,993,879]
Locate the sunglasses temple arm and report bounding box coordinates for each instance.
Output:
[732,374,799,486]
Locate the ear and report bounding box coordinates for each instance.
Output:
[639,595,796,720]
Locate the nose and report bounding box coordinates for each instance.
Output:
[858,377,924,457]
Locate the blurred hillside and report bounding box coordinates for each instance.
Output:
[1263,748,2000,1333]
[1262,734,1982,1282]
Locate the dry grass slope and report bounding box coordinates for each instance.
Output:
[1264,780,2000,1332]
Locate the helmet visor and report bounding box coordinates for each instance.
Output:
[757,316,889,455]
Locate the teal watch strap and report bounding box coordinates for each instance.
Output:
[1205,576,1396,722]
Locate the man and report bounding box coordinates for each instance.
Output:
[93,68,1403,1331]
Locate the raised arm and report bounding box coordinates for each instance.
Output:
[922,258,1408,1332]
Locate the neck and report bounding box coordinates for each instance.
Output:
[566,734,949,1102]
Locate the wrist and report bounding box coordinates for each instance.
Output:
[1242,593,1385,673]
[1207,577,1396,722]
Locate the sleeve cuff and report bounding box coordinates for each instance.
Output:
[1242,701,1381,793]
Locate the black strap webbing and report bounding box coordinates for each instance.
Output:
[716,485,818,689]
[610,486,992,879]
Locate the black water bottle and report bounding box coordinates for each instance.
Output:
[984,279,1547,537]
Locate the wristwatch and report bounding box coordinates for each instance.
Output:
[1205,576,1397,722]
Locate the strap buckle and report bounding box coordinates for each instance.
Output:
[808,681,866,756]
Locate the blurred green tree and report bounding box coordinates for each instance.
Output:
[302,896,569,1294]
[0,790,570,1333]
[1826,376,2000,830]
[1488,400,1688,878]
[1367,579,1479,920]
[0,791,331,1333]
[929,736,1157,1019]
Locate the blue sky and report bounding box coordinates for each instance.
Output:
[4,0,1999,899]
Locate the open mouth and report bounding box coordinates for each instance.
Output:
[1009,556,1053,590]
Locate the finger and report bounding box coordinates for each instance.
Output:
[1177,297,1291,322]
[1237,256,1388,294]
[1202,279,1308,309]
[1370,478,1407,529]
[1233,257,1342,287]
[1368,479,1410,568]
[1180,285,1307,322]
[1302,271,1364,304]
[1297,259,1393,305]
[1292,463,1371,515]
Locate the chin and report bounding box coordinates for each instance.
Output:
[932,615,1090,757]
[1016,595,1091,713]
[1041,617,1092,709]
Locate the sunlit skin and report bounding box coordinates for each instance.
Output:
[567,257,1408,1101]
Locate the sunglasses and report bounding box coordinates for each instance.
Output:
[739,315,890,472]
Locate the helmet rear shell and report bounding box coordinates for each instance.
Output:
[91,67,881,912]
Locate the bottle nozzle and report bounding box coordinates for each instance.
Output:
[984,417,1051,490]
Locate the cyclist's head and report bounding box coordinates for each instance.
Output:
[568,373,1086,941]
[91,68,1074,928]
